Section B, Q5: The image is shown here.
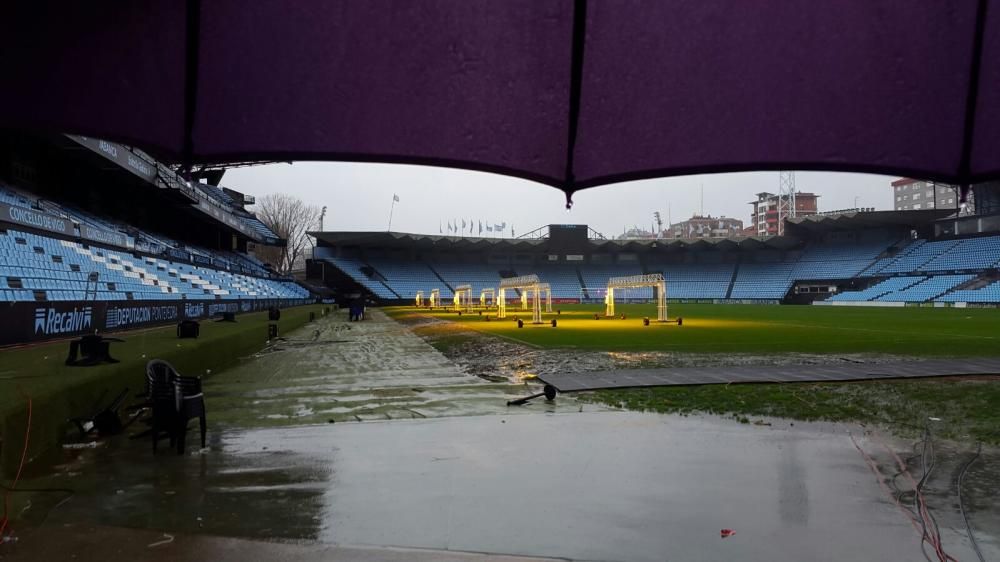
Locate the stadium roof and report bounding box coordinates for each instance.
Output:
[4,2,1000,199]
[311,230,802,251]
[786,209,956,232]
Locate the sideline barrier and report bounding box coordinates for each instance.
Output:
[0,298,313,346]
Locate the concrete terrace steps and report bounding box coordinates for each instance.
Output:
[909,240,962,272]
[868,276,926,301]
[378,279,402,299]
[423,261,454,292]
[575,266,589,300]
[864,239,926,275]
[941,273,999,297]
[725,262,740,298]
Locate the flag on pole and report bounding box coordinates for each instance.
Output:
[501,221,507,230]
[486,224,493,232]
[478,221,482,234]
[393,194,400,202]
[462,219,466,230]
[439,220,442,234]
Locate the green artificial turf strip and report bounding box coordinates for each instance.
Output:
[0,305,325,474]
[577,378,1000,444]
[387,303,1000,355]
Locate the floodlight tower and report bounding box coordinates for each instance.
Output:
[777,171,797,236]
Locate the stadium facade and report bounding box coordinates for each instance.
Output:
[0,132,313,346]
[312,205,1000,308]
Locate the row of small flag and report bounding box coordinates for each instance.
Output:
[441,219,511,237]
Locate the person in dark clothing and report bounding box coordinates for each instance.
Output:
[349,296,365,321]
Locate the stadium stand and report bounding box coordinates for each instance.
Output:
[0,228,308,303]
[366,259,446,299]
[0,175,309,309]
[918,236,1000,272]
[580,264,645,299]
[430,262,503,296]
[792,240,890,279]
[938,280,1000,303]
[324,257,398,299]
[826,276,926,302]
[314,223,1000,306]
[531,263,593,300]
[195,183,280,241]
[655,264,732,299]
[875,274,976,302]
[730,262,796,299]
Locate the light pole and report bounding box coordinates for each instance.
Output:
[318,205,327,231]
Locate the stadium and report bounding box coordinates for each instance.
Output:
[3,3,1000,562]
[314,209,1000,308]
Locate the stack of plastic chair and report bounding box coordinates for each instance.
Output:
[144,359,208,454]
[173,375,207,454]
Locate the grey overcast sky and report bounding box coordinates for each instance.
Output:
[224,163,895,238]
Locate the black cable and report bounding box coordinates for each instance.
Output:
[957,443,986,562]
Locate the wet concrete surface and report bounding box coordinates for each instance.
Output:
[15,412,997,561]
[4,309,999,561]
[3,524,564,562]
[202,309,602,427]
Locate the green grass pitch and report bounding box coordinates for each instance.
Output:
[388,303,1000,356]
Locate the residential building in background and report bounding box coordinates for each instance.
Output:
[667,215,744,239]
[616,226,657,240]
[891,178,973,212]
[749,192,819,236]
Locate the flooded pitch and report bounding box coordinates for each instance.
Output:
[200,310,604,427]
[4,309,998,562]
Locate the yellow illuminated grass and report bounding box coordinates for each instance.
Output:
[387,303,1000,355]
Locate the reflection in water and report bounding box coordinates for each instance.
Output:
[46,431,331,541]
[778,438,809,526]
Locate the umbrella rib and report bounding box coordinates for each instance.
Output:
[182,0,203,177]
[958,0,989,198]
[563,0,589,206]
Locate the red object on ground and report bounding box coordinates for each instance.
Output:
[720,529,736,538]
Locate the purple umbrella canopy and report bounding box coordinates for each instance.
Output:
[2,0,998,199]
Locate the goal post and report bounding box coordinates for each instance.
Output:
[415,290,424,307]
[429,288,440,308]
[606,273,668,322]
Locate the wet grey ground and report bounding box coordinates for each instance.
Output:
[20,412,1000,562]
[4,309,999,561]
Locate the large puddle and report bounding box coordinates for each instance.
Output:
[32,412,999,562]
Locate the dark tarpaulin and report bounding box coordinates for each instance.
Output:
[1,0,998,198]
